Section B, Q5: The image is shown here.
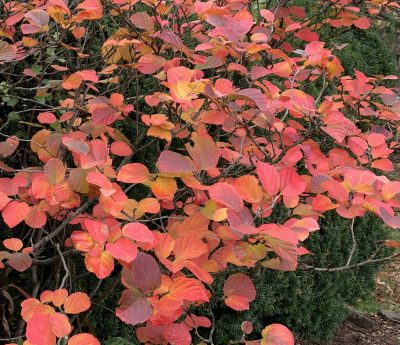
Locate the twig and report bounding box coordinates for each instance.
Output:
[346,218,356,267]
[301,253,400,272]
[33,200,94,252]
[56,243,69,289]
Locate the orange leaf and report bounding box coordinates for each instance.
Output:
[232,175,262,203]
[63,292,91,314]
[117,163,149,183]
[62,73,83,90]
[3,238,23,251]
[68,333,100,345]
[2,201,30,228]
[151,176,177,200]
[343,169,376,194]
[85,250,114,279]
[138,198,160,214]
[174,235,208,261]
[44,158,66,184]
[71,231,95,252]
[25,206,47,229]
[49,312,71,337]
[261,324,294,345]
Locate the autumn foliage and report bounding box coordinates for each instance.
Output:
[0,0,399,344]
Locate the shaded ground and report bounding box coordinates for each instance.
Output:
[297,314,400,345]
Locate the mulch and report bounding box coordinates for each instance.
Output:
[296,313,400,345]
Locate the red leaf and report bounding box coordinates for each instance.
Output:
[122,252,161,293]
[8,253,32,272]
[116,290,153,326]
[0,192,12,211]
[241,321,253,334]
[84,218,109,244]
[209,182,243,212]
[354,17,370,29]
[2,201,30,228]
[0,136,19,158]
[256,162,280,197]
[163,323,192,345]
[0,41,17,62]
[186,135,221,170]
[38,112,57,124]
[62,136,90,154]
[137,54,166,74]
[259,224,299,263]
[371,159,393,171]
[106,238,138,263]
[223,273,256,311]
[157,151,196,174]
[122,222,154,243]
[26,314,55,345]
[79,139,108,169]
[130,12,154,32]
[111,141,133,156]
[279,167,307,197]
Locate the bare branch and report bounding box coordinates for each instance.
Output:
[301,253,400,273]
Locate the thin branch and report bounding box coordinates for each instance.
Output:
[301,253,400,272]
[346,218,356,267]
[33,200,94,252]
[33,250,78,265]
[56,243,70,289]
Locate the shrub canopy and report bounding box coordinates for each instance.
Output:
[0,0,399,344]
